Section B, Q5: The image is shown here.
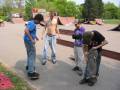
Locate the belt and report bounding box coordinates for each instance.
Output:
[47,34,56,37]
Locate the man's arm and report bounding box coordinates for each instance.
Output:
[55,25,60,38]
[93,40,108,49]
[55,18,60,38]
[41,27,47,40]
[24,28,35,43]
[39,21,46,27]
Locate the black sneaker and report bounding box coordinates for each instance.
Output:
[96,73,99,77]
[72,66,80,71]
[79,78,88,84]
[77,70,83,76]
[87,78,97,86]
[42,61,47,65]
[52,60,57,64]
[26,66,28,70]
[27,72,39,80]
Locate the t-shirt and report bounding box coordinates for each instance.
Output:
[73,27,85,46]
[24,20,36,43]
[89,30,105,52]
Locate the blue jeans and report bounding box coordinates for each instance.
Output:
[42,35,56,62]
[84,49,98,79]
[24,41,36,73]
[96,51,102,76]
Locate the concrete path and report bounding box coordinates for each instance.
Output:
[0,23,120,90]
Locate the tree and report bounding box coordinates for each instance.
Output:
[97,0,104,18]
[83,0,104,20]
[14,0,24,8]
[117,7,120,19]
[103,2,119,19]
[24,0,36,20]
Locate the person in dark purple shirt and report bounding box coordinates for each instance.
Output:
[72,21,85,75]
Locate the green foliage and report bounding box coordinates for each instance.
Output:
[103,3,120,19]
[33,0,83,19]
[1,0,119,21]
[117,8,120,19]
[104,19,120,24]
[24,0,35,20]
[83,0,104,20]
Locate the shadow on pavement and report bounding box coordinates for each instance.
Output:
[14,56,120,90]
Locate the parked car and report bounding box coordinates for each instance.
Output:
[12,13,20,18]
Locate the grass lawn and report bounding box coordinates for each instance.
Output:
[104,19,120,24]
[0,63,32,90]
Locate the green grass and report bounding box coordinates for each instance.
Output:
[0,16,6,20]
[104,19,120,24]
[0,63,32,90]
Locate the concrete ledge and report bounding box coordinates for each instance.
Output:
[57,39,120,61]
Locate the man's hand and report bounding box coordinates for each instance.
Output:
[83,52,88,64]
[84,56,88,64]
[36,37,39,41]
[92,46,98,50]
[32,39,36,44]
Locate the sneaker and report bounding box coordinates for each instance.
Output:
[88,81,95,86]
[72,66,80,71]
[27,72,39,80]
[87,78,97,86]
[52,59,57,64]
[96,73,99,77]
[26,66,28,70]
[79,78,88,84]
[77,70,83,76]
[42,60,47,65]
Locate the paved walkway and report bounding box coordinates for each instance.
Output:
[0,23,120,90]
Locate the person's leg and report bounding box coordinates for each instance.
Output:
[74,46,79,66]
[42,35,49,65]
[27,43,36,73]
[73,46,79,70]
[77,47,84,70]
[24,41,29,68]
[24,41,33,70]
[24,41,39,79]
[96,51,102,76]
[87,49,98,86]
[50,36,57,64]
[73,46,84,72]
[80,62,89,84]
[87,49,98,78]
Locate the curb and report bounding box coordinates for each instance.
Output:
[0,61,37,90]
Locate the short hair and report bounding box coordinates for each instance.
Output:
[34,14,44,22]
[74,20,81,25]
[83,31,93,45]
[77,20,81,24]
[49,11,55,16]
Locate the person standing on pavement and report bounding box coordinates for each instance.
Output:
[72,21,85,76]
[41,11,60,65]
[24,14,44,80]
[80,31,108,86]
